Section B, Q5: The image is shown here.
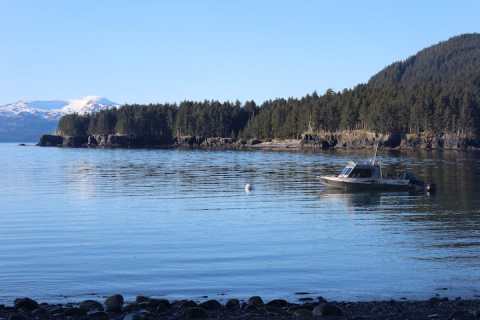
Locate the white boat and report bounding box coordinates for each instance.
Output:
[320,148,434,192]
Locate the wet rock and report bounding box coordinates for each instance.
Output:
[122,303,141,313]
[14,298,39,311]
[293,308,313,320]
[8,314,28,320]
[87,311,110,320]
[247,296,264,306]
[299,302,315,311]
[132,298,169,313]
[184,307,208,319]
[105,294,124,312]
[151,299,170,313]
[122,310,151,320]
[317,296,327,303]
[135,296,149,304]
[449,310,475,320]
[63,307,87,317]
[266,299,288,308]
[174,300,197,310]
[225,299,240,310]
[79,300,104,312]
[199,299,222,311]
[244,304,260,313]
[429,297,443,306]
[313,303,344,317]
[31,307,49,320]
[48,306,65,317]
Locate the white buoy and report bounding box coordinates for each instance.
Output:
[244,183,252,192]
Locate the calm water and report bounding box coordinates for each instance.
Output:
[1,143,480,303]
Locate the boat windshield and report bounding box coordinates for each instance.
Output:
[349,167,373,178]
[340,167,353,176]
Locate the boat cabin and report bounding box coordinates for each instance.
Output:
[338,161,382,179]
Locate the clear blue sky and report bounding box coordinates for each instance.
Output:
[0,0,478,105]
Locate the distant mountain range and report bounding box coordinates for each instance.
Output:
[0,96,119,142]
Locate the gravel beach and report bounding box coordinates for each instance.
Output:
[2,295,480,320]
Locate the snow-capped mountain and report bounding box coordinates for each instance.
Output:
[0,96,119,120]
[0,96,119,142]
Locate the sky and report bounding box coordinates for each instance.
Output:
[0,0,479,105]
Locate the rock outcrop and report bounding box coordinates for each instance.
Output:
[301,130,480,150]
[38,135,63,147]
[38,130,480,151]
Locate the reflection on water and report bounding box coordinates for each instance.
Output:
[0,144,480,303]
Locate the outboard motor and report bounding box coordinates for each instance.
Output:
[406,172,434,193]
[425,183,436,193]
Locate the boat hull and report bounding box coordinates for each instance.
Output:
[320,176,413,191]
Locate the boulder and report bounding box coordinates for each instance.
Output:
[8,314,28,320]
[87,311,110,320]
[31,307,49,320]
[247,296,264,307]
[266,299,288,308]
[449,310,475,320]
[132,298,170,313]
[149,299,170,310]
[293,308,313,320]
[105,294,124,312]
[122,310,151,320]
[184,307,208,319]
[14,298,39,311]
[225,299,240,310]
[312,303,344,317]
[63,307,87,317]
[79,300,104,312]
[198,299,222,311]
[135,296,149,304]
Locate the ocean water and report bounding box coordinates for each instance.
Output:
[1,143,480,303]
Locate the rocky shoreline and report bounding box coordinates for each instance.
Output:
[2,295,479,320]
[37,130,480,151]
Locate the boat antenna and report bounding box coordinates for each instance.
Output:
[373,142,383,179]
[372,142,379,164]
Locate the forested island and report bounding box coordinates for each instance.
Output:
[40,33,480,150]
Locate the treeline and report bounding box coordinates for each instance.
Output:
[57,84,480,142]
[242,82,480,139]
[57,34,480,141]
[243,34,480,139]
[57,101,256,143]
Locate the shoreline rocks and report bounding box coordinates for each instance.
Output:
[2,295,480,320]
[37,130,480,151]
[300,130,480,150]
